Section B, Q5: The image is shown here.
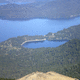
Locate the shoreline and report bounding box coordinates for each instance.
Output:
[21,38,46,46]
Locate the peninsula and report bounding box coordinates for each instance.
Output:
[0,24,80,48]
[21,38,46,46]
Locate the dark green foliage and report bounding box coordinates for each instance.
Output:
[0,0,80,20]
[61,63,80,79]
[0,35,45,48]
[47,24,80,40]
[0,24,80,79]
[0,78,15,80]
[46,32,52,36]
[0,39,80,79]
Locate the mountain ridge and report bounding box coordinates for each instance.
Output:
[0,0,80,20]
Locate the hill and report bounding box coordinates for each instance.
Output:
[46,24,80,40]
[17,71,78,80]
[0,0,54,3]
[0,24,80,79]
[0,38,80,79]
[0,78,15,80]
[0,0,80,20]
[0,23,80,79]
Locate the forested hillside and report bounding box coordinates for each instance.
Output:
[0,24,80,79]
[0,0,80,20]
[0,0,80,79]
[0,78,15,80]
[0,39,80,79]
[46,24,80,40]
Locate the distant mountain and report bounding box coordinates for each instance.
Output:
[0,0,54,3]
[0,0,80,20]
[0,0,8,3]
[6,0,36,3]
[0,0,35,3]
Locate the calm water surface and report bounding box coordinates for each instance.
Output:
[0,17,80,42]
[23,40,67,48]
[0,17,80,48]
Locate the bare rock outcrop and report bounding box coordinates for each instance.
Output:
[17,71,78,80]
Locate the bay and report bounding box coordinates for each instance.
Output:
[0,17,80,42]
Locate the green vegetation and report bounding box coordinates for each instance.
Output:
[0,39,80,79]
[46,24,80,40]
[0,35,45,48]
[0,24,80,79]
[0,0,80,20]
[61,63,80,79]
[0,78,15,80]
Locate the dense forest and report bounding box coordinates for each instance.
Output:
[0,39,80,79]
[0,24,80,79]
[0,78,15,80]
[46,24,80,40]
[0,0,80,20]
[0,0,80,80]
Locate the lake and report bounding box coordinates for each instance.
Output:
[0,17,80,48]
[23,40,67,48]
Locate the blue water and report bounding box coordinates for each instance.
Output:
[0,17,80,43]
[23,40,67,48]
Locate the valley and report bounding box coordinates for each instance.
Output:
[0,0,80,79]
[0,24,80,79]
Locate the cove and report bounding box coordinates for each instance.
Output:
[23,40,67,48]
[0,17,80,42]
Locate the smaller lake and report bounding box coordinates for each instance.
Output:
[23,40,67,48]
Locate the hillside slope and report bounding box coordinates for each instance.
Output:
[46,24,80,40]
[0,0,80,20]
[0,39,80,79]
